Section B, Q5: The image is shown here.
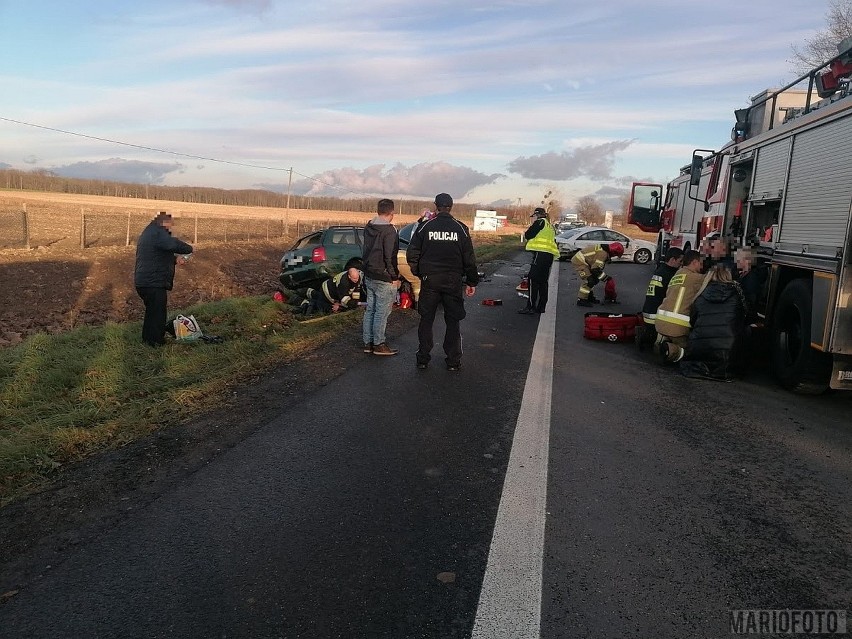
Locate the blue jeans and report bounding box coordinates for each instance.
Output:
[362,277,396,345]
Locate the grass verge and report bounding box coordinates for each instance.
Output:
[0,234,520,505]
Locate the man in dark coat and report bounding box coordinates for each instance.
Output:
[134,212,193,346]
[406,193,478,371]
[679,264,747,381]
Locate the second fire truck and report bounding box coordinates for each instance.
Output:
[628,39,852,393]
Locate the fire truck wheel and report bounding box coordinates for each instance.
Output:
[771,278,832,394]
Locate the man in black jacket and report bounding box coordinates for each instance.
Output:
[134,212,193,346]
[406,193,478,371]
[361,199,401,355]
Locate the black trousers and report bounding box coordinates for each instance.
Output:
[136,286,171,346]
[527,252,554,312]
[416,273,466,367]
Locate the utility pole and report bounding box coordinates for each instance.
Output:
[285,167,293,235]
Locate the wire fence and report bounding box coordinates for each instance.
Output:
[0,203,368,250]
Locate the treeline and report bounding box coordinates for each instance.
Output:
[0,167,523,222]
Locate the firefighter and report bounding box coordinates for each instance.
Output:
[518,207,561,314]
[300,258,365,315]
[572,242,624,307]
[637,247,684,350]
[653,249,706,363]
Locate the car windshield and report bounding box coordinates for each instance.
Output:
[557,228,582,239]
[398,222,418,246]
[292,233,322,250]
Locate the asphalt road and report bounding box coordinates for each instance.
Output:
[2,253,850,638]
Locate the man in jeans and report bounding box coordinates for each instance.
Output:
[361,198,401,355]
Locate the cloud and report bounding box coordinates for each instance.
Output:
[507,140,635,181]
[202,0,271,12]
[0,162,11,169]
[23,155,39,165]
[259,162,503,199]
[51,158,184,184]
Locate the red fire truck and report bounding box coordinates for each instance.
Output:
[629,40,852,393]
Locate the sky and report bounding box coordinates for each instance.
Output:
[0,0,830,212]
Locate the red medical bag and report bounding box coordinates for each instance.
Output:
[583,312,642,342]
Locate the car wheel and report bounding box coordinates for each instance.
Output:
[772,279,832,394]
[634,248,652,264]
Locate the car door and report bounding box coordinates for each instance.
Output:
[325,227,362,271]
[602,230,632,259]
[574,230,606,252]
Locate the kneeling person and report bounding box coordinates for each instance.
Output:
[654,250,705,362]
[302,259,365,315]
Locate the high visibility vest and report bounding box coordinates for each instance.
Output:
[526,221,560,257]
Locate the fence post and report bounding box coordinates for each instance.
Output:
[266,219,270,241]
[80,208,86,249]
[23,203,30,250]
[194,213,198,244]
[224,220,227,243]
[126,212,131,246]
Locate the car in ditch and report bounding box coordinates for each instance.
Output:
[555,226,655,264]
[279,225,364,290]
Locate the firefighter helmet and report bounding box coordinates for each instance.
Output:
[608,242,624,258]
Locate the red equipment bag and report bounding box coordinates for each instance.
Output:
[583,312,642,342]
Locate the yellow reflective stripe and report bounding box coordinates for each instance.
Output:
[579,286,591,294]
[656,309,691,327]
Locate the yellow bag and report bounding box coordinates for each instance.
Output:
[173,314,203,342]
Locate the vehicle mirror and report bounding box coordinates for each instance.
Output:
[690,154,703,186]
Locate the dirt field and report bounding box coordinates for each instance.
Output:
[0,191,522,344]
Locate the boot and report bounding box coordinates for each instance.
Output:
[577,299,593,307]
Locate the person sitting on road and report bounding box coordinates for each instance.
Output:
[572,242,624,307]
[637,247,684,350]
[654,250,706,363]
[300,258,365,315]
[680,264,747,381]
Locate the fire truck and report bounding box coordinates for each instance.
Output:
[629,39,852,393]
[630,155,715,262]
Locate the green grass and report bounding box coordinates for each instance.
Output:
[0,235,520,505]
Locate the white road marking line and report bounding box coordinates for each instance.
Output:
[471,265,558,639]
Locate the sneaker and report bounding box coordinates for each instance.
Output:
[363,342,374,353]
[577,299,593,307]
[372,343,398,356]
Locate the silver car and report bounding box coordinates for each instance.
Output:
[555,226,655,264]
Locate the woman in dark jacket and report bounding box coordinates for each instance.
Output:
[680,264,747,381]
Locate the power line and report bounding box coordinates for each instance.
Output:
[0,116,372,197]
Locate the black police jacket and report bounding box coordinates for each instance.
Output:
[406,212,479,285]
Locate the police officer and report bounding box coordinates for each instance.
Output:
[406,193,479,371]
[519,207,560,314]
